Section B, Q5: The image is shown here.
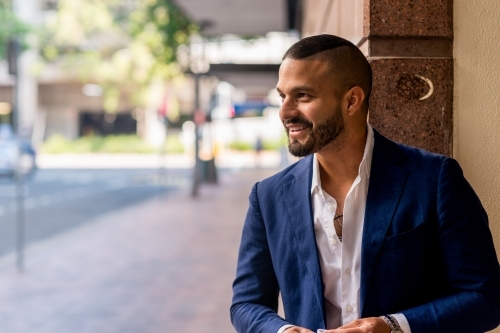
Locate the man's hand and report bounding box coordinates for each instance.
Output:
[323,317,391,333]
[284,326,315,333]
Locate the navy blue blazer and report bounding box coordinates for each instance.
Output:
[231,130,500,333]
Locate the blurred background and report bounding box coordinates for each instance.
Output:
[0,0,302,332]
[0,0,307,255]
[0,0,302,179]
[1,0,500,333]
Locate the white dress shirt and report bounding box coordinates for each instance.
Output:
[278,124,411,333]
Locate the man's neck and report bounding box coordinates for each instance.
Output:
[316,127,367,197]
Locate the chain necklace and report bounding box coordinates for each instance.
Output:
[334,214,343,227]
[334,214,343,242]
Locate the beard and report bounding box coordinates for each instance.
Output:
[284,106,345,157]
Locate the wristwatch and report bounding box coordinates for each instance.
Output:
[380,315,403,333]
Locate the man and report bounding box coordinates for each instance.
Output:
[230,34,500,333]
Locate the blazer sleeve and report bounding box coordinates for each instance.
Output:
[230,182,290,333]
[402,158,500,333]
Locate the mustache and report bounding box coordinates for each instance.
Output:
[283,117,313,127]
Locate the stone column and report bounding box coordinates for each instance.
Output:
[363,0,453,156]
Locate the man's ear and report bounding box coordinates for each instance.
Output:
[345,86,365,116]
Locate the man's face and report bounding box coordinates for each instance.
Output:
[277,58,345,157]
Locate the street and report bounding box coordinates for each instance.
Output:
[0,169,191,256]
[0,167,277,333]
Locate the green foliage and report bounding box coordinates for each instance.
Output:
[163,133,184,153]
[130,0,196,65]
[262,138,286,151]
[228,138,286,151]
[41,133,184,154]
[229,140,253,151]
[39,0,198,111]
[0,2,30,59]
[72,136,106,153]
[40,134,74,153]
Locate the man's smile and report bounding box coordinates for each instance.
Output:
[284,117,313,140]
[287,123,309,133]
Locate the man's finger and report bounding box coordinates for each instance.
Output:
[325,328,363,333]
[322,317,390,333]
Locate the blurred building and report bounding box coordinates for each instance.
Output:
[1,0,170,146]
[0,0,300,150]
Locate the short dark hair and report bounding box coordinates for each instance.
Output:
[283,34,372,106]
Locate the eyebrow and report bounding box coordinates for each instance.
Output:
[276,85,316,94]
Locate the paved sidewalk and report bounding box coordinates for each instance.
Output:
[36,150,295,169]
[0,168,279,333]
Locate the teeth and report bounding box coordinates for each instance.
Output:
[290,126,306,132]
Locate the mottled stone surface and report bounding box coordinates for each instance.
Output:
[368,58,453,156]
[368,37,452,57]
[364,0,453,38]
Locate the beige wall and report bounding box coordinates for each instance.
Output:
[454,0,500,267]
[302,0,364,45]
[455,3,500,330]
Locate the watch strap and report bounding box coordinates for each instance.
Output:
[380,315,403,333]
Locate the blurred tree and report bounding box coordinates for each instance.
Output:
[39,0,197,112]
[0,1,30,59]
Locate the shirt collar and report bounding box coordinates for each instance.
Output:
[311,123,374,195]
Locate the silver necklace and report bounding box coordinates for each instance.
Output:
[334,214,343,227]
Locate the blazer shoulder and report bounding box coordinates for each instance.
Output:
[374,130,448,173]
[257,155,312,192]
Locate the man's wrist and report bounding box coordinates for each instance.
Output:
[278,324,295,333]
[380,315,403,333]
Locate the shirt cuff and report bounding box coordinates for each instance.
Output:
[391,313,412,333]
[277,324,295,333]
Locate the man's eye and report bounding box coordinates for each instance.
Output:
[297,93,309,99]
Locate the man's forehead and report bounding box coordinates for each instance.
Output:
[277,58,334,89]
[279,59,335,86]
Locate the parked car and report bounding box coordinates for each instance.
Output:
[0,138,20,177]
[0,124,36,179]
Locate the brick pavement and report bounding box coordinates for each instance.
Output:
[0,168,279,333]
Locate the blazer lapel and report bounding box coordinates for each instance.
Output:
[360,131,409,315]
[282,155,326,324]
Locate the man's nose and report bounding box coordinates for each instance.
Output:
[279,98,299,120]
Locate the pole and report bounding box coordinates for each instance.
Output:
[8,37,25,271]
[11,0,28,271]
[16,175,25,272]
[157,117,168,197]
[191,73,201,197]
[8,39,19,130]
